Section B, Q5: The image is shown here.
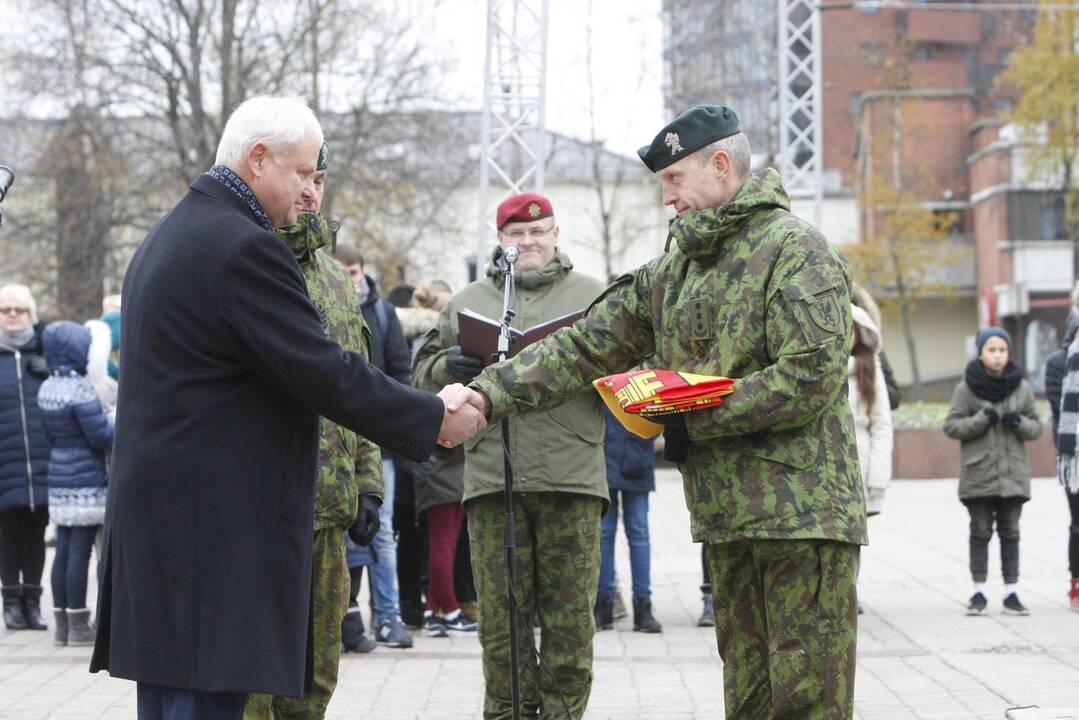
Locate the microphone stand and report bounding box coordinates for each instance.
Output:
[495,248,521,720]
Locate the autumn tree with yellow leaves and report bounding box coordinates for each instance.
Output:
[999,0,1079,278]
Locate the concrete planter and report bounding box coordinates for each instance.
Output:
[892,427,1056,480]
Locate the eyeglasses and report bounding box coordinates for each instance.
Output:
[0,307,29,316]
[501,224,555,241]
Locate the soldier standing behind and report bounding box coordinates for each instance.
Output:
[413,194,607,719]
[244,142,385,720]
[468,106,867,719]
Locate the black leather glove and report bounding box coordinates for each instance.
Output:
[1002,411,1022,429]
[983,407,999,425]
[348,495,382,546]
[445,345,485,381]
[27,354,49,378]
[656,413,689,464]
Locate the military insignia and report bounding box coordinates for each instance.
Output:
[808,291,841,334]
[664,132,684,156]
[688,298,712,341]
[528,202,541,218]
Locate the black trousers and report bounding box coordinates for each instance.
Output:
[964,496,1024,584]
[0,506,48,587]
[394,501,426,609]
[137,683,247,720]
[1068,489,1079,579]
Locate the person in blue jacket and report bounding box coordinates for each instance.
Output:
[0,284,50,631]
[37,321,114,646]
[594,407,662,632]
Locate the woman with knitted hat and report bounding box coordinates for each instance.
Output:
[944,327,1042,616]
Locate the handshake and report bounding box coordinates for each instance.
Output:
[436,384,492,448]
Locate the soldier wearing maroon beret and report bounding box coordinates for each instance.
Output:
[412,193,609,719]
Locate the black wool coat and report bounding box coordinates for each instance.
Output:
[89,175,443,696]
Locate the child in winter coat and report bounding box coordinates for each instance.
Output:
[37,321,114,646]
[943,327,1041,616]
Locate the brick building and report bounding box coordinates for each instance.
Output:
[661,2,1064,394]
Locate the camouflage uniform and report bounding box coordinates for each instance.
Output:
[245,214,383,720]
[412,248,607,720]
[472,169,867,719]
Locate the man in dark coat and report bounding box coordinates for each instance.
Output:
[88,96,486,720]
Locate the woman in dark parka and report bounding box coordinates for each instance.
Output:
[0,283,50,631]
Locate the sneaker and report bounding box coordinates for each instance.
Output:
[1002,593,1030,616]
[375,616,414,648]
[342,633,376,653]
[966,592,988,616]
[423,611,448,638]
[443,609,477,634]
[1070,578,1079,612]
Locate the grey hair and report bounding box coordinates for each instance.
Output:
[695,132,752,180]
[215,96,324,170]
[0,283,38,324]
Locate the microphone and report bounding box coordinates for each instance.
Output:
[503,246,519,266]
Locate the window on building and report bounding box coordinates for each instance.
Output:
[1007,191,1069,241]
[1025,318,1058,391]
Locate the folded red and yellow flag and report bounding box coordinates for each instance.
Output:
[592,369,736,439]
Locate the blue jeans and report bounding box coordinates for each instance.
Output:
[370,458,400,621]
[599,490,651,599]
[51,524,97,609]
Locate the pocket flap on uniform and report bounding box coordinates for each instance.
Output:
[778,264,844,303]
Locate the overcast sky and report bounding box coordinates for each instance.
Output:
[0,0,666,157]
[426,0,665,157]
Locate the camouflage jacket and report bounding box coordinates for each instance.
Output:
[277,214,383,531]
[413,249,608,505]
[472,169,867,545]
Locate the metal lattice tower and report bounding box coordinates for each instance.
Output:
[777,0,823,227]
[475,0,550,276]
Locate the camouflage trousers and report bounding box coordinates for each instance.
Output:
[467,492,603,720]
[244,526,350,720]
[705,539,859,720]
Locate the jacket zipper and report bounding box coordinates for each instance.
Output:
[14,350,36,512]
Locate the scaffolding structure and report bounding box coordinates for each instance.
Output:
[777,0,824,227]
[475,0,549,276]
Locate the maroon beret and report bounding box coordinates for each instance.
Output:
[496,193,553,230]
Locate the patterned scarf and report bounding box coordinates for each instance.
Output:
[1056,335,1079,492]
[206,165,274,232]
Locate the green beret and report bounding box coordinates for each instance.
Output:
[637,105,740,173]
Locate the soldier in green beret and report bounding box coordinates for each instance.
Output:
[468,105,866,719]
[244,143,387,720]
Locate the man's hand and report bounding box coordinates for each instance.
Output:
[1001,411,1022,429]
[437,384,488,447]
[445,345,485,381]
[348,494,381,546]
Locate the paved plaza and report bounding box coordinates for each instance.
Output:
[2,471,1079,719]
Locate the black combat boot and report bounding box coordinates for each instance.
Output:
[2,585,27,630]
[593,594,613,631]
[21,584,47,630]
[632,596,662,633]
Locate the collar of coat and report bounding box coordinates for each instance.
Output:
[486,246,574,290]
[667,168,791,260]
[277,213,335,266]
